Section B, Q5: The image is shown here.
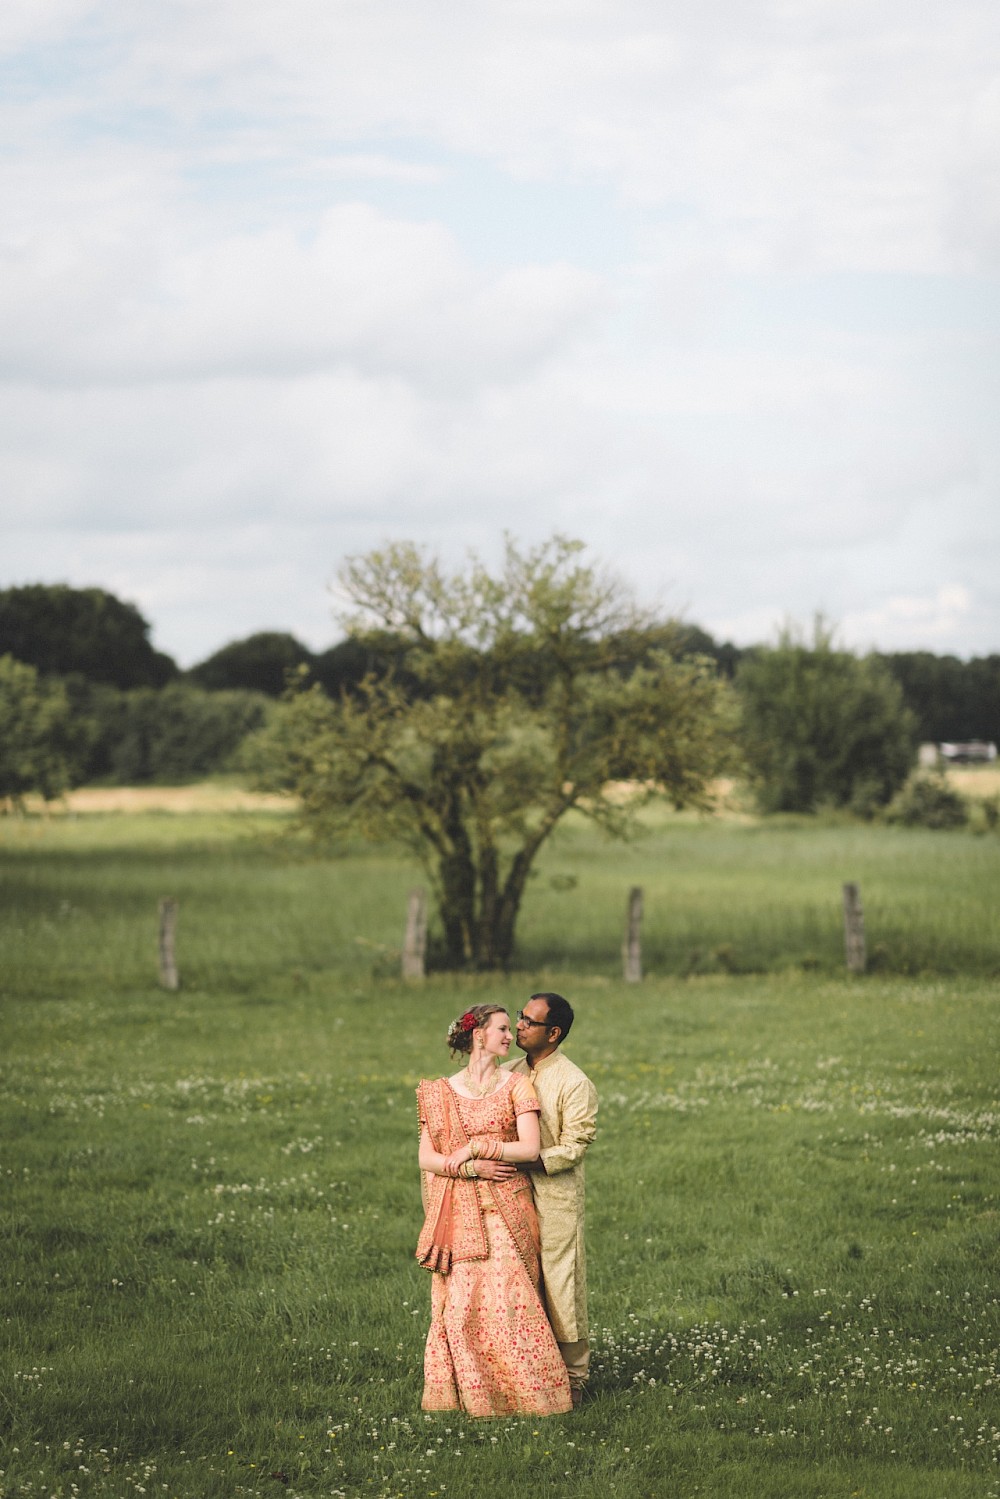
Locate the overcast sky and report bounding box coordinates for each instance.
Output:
[2,1,998,666]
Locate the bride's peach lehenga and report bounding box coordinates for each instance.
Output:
[416,1074,572,1418]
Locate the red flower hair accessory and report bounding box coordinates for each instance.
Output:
[447,1009,480,1043]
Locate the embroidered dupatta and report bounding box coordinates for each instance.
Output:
[415,1077,540,1279]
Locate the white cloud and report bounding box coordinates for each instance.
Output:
[1,0,998,663]
[842,585,977,653]
[38,0,991,275]
[319,155,445,186]
[0,178,607,386]
[0,0,92,49]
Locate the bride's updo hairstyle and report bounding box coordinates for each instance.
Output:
[446,1003,507,1055]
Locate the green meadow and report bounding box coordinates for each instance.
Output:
[1,799,998,1499]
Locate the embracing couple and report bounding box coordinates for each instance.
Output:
[416,993,599,1418]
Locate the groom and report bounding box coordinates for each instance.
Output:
[508,991,599,1406]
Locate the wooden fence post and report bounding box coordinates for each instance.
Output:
[842,882,866,974]
[402,888,428,981]
[623,886,643,983]
[158,898,179,990]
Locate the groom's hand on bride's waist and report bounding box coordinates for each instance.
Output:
[474,1160,517,1180]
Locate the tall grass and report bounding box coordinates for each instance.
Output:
[2,803,998,991]
[1,805,998,1498]
[0,811,411,996]
[518,806,1000,978]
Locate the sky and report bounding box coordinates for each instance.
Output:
[2,0,999,667]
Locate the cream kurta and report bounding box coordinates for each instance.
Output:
[507,1050,598,1344]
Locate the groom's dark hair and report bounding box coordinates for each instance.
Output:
[530,991,574,1043]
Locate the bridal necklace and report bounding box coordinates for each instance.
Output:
[463,1062,500,1098]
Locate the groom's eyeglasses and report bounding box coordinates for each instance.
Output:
[516,1011,550,1026]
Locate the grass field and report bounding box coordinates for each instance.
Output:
[1,797,998,1498]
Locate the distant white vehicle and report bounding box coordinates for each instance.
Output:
[938,740,998,764]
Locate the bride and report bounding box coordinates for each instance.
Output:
[416,1003,572,1418]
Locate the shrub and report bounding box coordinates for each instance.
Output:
[0,654,75,805]
[64,681,273,784]
[885,772,969,829]
[107,685,273,783]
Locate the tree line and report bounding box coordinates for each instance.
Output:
[122,609,1000,748]
[2,578,996,771]
[5,580,998,729]
[3,575,998,807]
[0,585,268,793]
[3,554,997,968]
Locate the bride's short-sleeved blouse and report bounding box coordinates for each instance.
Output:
[419,1071,540,1142]
[452,1071,539,1138]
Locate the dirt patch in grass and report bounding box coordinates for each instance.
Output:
[29,784,295,815]
[945,764,1000,799]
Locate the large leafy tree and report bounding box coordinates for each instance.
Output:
[0,654,75,806]
[0,584,176,689]
[99,685,272,784]
[878,650,1000,743]
[188,632,315,696]
[737,619,916,814]
[250,536,735,970]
